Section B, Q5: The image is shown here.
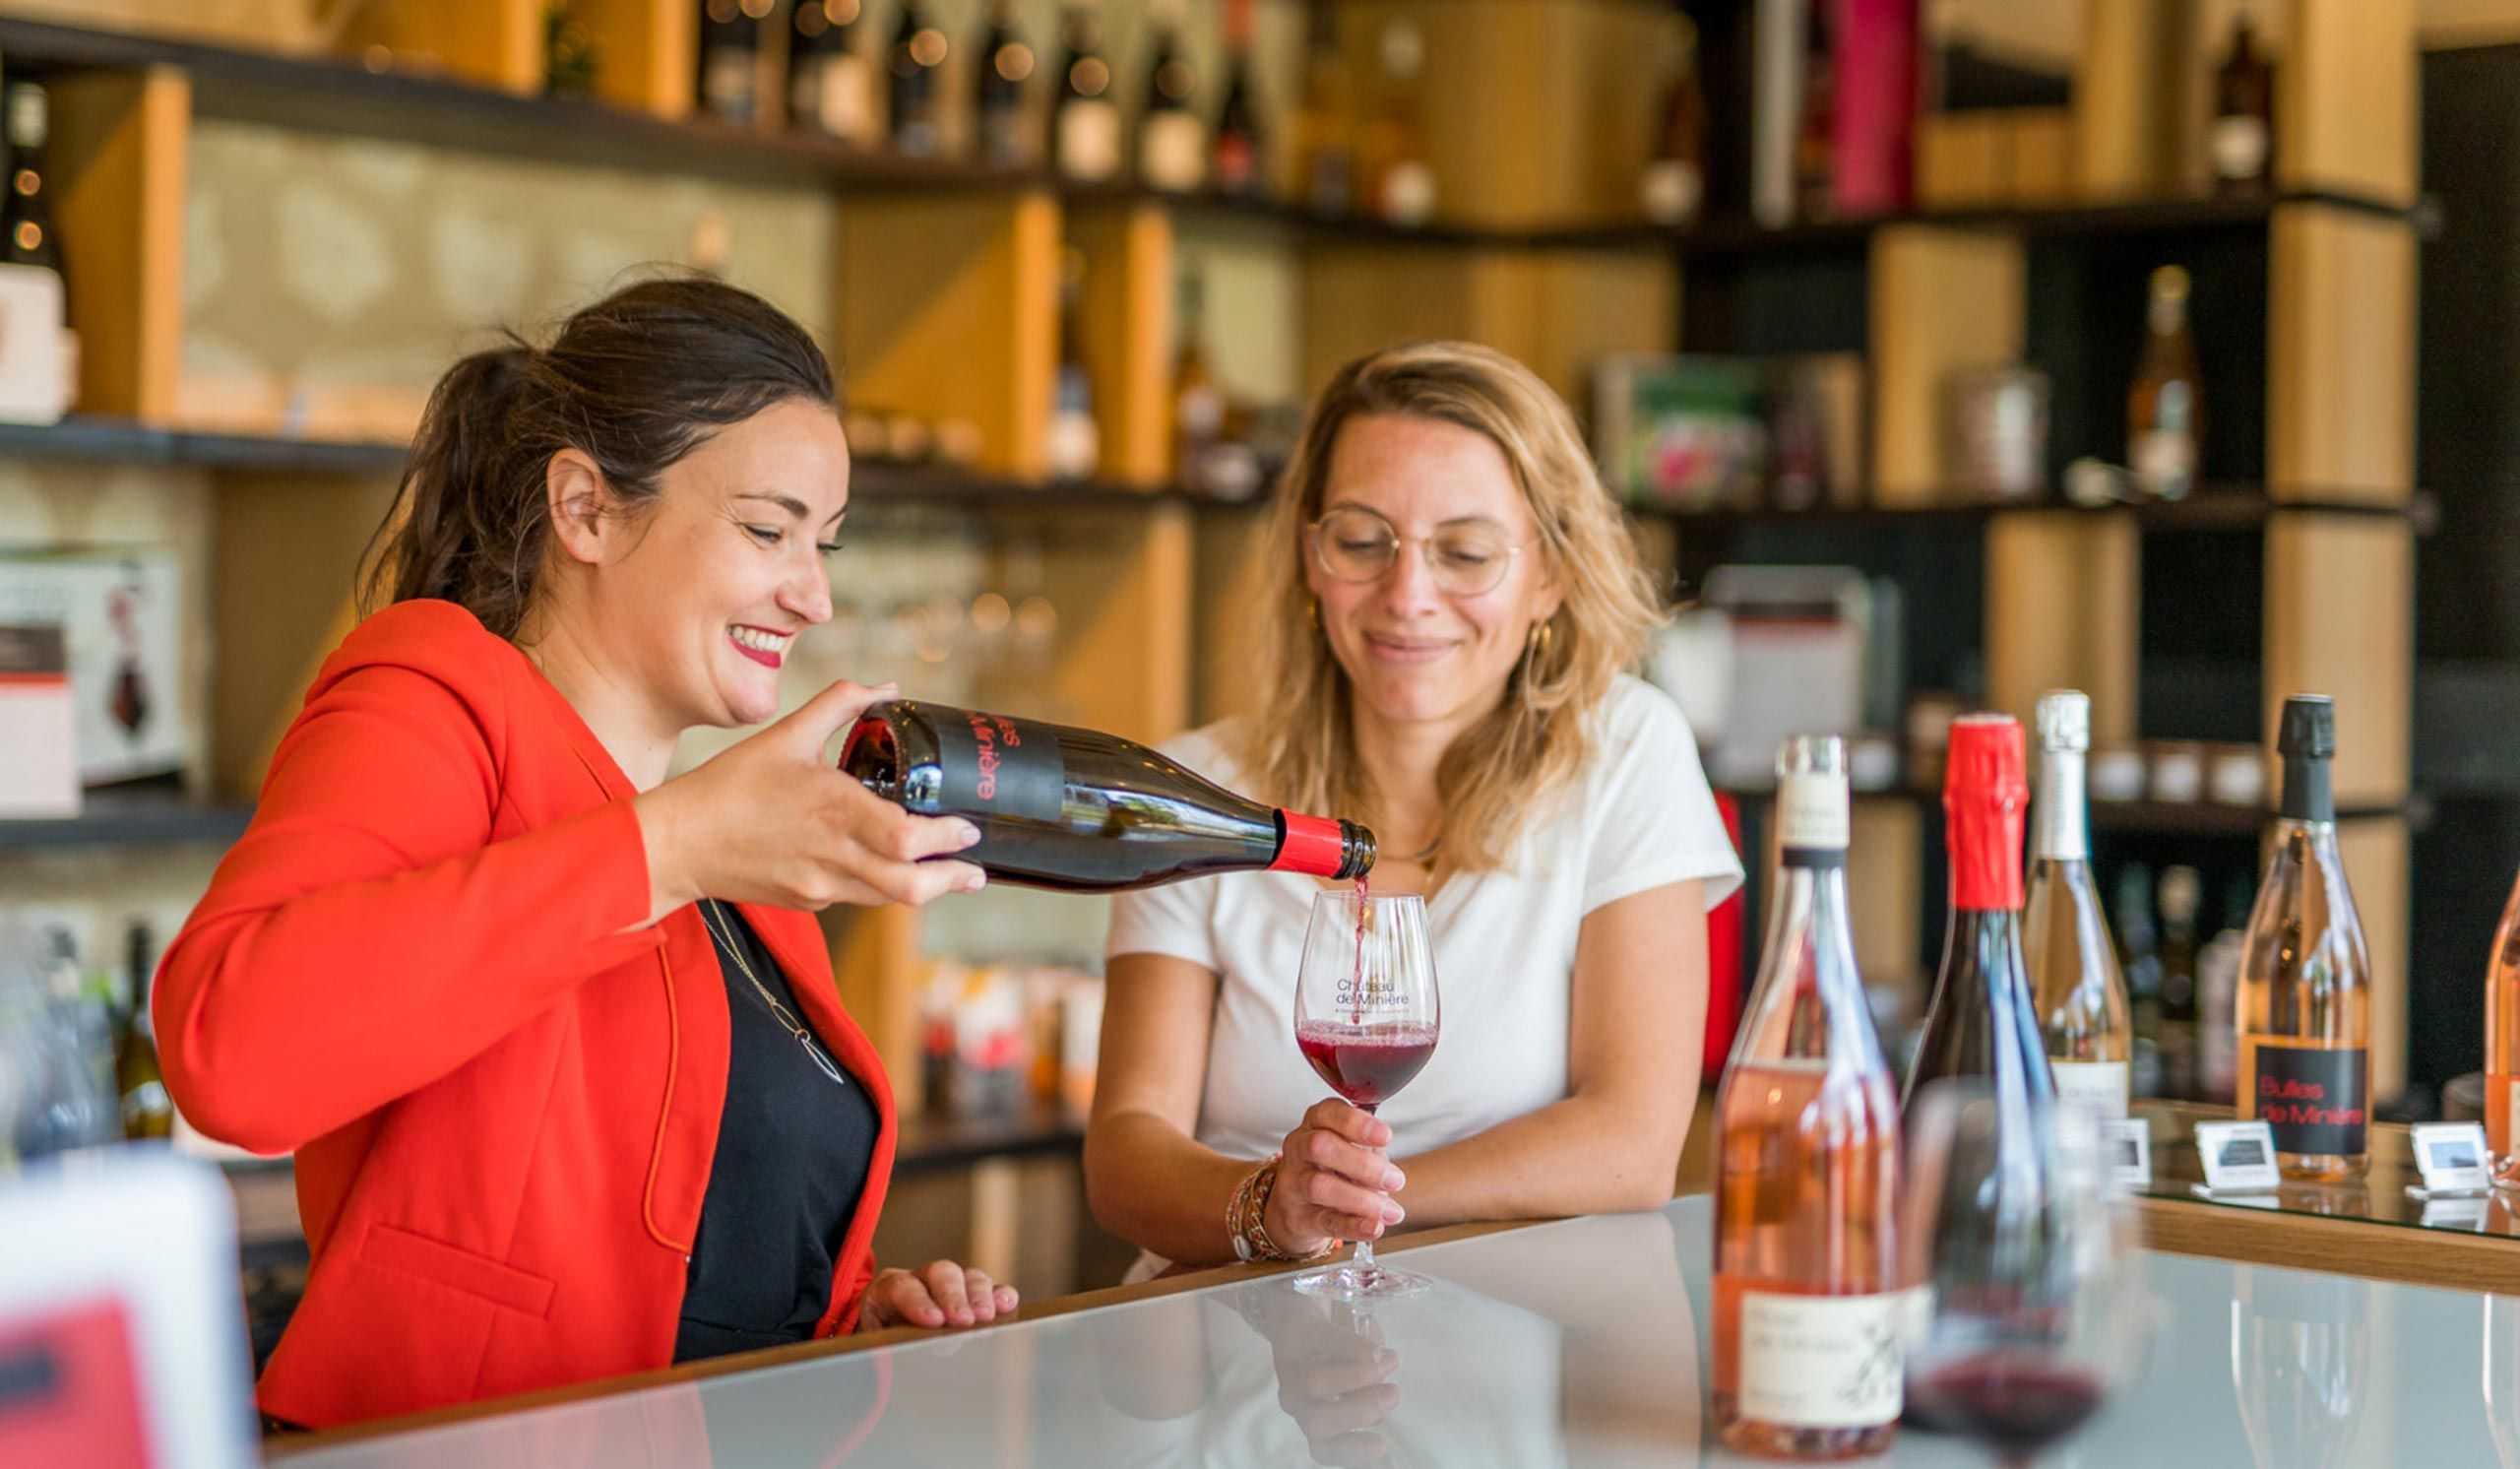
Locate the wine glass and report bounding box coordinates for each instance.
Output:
[1292,888,1439,1300]
[1900,1077,2150,1467]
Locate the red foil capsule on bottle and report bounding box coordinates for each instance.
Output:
[1944,714,2028,912]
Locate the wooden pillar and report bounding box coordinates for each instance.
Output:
[1984,511,2141,740]
[51,67,190,423]
[2267,204,2417,503]
[2278,0,2419,205]
[1067,203,1177,489]
[839,191,1060,479]
[1867,225,2024,506]
[572,0,698,119]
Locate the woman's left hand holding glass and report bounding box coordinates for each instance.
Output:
[857,1259,1019,1331]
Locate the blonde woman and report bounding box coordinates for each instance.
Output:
[1086,342,1742,1274]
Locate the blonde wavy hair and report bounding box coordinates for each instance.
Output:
[1228,341,1668,873]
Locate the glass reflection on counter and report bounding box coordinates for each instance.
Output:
[2231,1264,2369,1469]
[1067,1210,1700,1468]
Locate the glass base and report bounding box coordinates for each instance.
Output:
[1292,1261,1430,1300]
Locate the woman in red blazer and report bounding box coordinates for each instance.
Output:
[157,278,1016,1432]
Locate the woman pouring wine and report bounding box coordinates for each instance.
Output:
[156,278,1022,1432]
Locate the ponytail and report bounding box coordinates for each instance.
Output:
[360,275,837,639]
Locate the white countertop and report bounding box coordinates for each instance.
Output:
[279,1194,2520,1467]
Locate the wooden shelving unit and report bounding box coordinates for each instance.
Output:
[0,0,2427,1103]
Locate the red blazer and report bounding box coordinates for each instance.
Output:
[155,599,899,1431]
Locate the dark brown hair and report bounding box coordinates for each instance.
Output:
[360,275,838,638]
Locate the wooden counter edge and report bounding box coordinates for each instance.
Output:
[2136,1192,2520,1296]
[258,1214,1549,1457]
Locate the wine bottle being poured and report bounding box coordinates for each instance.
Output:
[840,701,1375,893]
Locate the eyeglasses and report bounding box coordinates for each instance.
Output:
[1307,507,1530,598]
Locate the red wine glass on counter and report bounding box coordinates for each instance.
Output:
[1900,1077,2147,1468]
[1292,888,1439,1300]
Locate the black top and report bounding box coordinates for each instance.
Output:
[673,902,882,1365]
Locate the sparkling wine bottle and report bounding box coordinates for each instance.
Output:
[2237,695,2371,1182]
[2024,691,2132,1120]
[1905,714,2057,1114]
[1713,736,1903,1460]
[839,701,1374,892]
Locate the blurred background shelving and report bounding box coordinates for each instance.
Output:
[0,0,2484,1332]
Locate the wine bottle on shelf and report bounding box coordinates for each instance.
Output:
[1047,246,1100,480]
[2128,264,2202,501]
[975,0,1035,167]
[695,0,767,126]
[1137,0,1205,193]
[1711,736,1903,1460]
[2236,695,2371,1182]
[1640,12,1707,227]
[1171,267,1225,487]
[2024,691,2133,1120]
[1792,1,1834,221]
[2488,863,2520,1186]
[1292,3,1352,215]
[2156,863,2203,1100]
[1212,0,1266,200]
[887,0,946,158]
[116,920,171,1141]
[1362,21,1433,226]
[544,1,598,98]
[840,701,1375,892]
[1053,2,1120,184]
[2211,5,2275,195]
[788,0,874,146]
[0,82,61,285]
[1904,714,2056,1113]
[2113,862,2168,1098]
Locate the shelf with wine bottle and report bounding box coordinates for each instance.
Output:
[1647,486,2438,539]
[1670,189,2433,260]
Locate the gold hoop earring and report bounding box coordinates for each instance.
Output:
[1526,618,1553,661]
[1308,596,1321,633]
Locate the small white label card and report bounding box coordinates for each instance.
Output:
[2103,1118,2153,1191]
[2193,1119,2282,1193]
[2409,1121,2494,1197]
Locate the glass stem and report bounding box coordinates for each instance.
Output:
[1352,1102,1380,1273]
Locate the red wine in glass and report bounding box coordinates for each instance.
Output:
[1295,1021,1436,1110]
[1910,1353,2107,1466]
[1292,887,1439,1300]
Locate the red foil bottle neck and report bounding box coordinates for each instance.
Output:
[1271,811,1346,876]
[1945,719,2028,912]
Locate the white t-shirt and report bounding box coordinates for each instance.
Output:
[1103,675,1742,1170]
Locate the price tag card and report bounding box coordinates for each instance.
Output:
[2408,1121,2493,1197]
[2192,1119,2282,1193]
[2103,1118,2153,1191]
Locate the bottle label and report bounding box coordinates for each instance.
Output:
[2245,1041,2367,1156]
[2211,115,2269,180]
[121,1079,169,1132]
[1059,100,1122,182]
[1776,770,1849,860]
[1381,161,1437,226]
[1140,111,1207,192]
[1737,1290,1905,1430]
[803,55,874,143]
[2049,1059,2129,1119]
[703,50,756,122]
[934,710,1066,824]
[1640,160,1703,225]
[2131,426,2195,496]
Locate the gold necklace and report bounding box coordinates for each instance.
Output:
[700,900,848,1087]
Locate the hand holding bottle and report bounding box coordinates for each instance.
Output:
[634,680,986,923]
